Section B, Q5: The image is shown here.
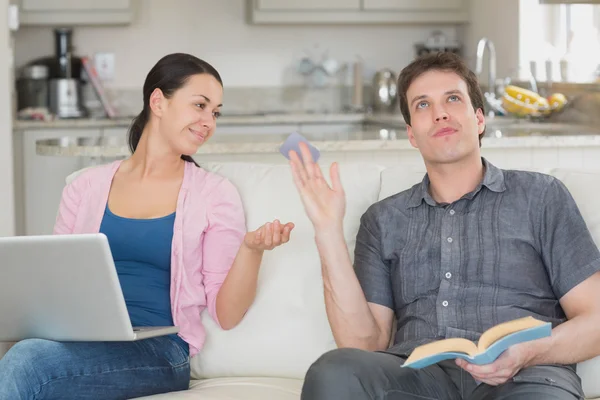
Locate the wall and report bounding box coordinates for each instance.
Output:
[463,0,520,85]
[0,0,16,236]
[13,0,461,89]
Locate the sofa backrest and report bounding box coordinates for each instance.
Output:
[190,162,384,379]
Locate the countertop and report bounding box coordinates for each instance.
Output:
[15,112,400,130]
[35,128,600,157]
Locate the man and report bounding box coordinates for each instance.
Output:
[288,52,600,399]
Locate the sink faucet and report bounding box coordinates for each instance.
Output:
[475,37,497,97]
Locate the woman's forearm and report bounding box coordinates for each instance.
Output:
[214,242,264,330]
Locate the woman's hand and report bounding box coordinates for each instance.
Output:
[244,219,295,252]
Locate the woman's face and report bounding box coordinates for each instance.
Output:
[154,73,223,156]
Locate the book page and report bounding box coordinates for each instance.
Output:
[405,338,479,365]
[477,317,547,352]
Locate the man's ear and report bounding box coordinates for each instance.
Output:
[475,108,486,136]
[149,88,166,118]
[406,125,418,149]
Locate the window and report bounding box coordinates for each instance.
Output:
[519,0,600,82]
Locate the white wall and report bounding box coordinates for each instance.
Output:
[0,0,16,236]
[13,0,460,89]
[463,0,520,82]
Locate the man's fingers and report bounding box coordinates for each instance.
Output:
[289,150,309,186]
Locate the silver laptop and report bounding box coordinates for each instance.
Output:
[0,233,179,342]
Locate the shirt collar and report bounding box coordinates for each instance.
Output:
[406,158,506,209]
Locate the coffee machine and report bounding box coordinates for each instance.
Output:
[20,28,87,118]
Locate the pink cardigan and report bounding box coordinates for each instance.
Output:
[53,160,246,357]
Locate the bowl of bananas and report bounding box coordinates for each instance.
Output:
[500,85,568,119]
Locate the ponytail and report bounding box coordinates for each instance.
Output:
[127,109,148,154]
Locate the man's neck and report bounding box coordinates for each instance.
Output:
[425,155,485,205]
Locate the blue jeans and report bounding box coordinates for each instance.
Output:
[0,336,190,400]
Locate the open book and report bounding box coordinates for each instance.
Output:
[402,317,552,369]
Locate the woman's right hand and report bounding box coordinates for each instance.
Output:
[288,142,346,233]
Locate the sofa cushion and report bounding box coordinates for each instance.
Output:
[378,165,426,201]
[137,377,302,399]
[191,162,384,380]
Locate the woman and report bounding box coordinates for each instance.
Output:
[0,53,295,399]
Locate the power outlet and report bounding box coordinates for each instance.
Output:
[94,53,115,81]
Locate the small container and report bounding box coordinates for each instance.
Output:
[16,65,49,111]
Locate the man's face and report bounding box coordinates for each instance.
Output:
[405,70,485,165]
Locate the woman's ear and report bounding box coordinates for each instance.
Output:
[149,88,166,118]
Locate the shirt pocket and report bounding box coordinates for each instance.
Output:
[511,366,584,399]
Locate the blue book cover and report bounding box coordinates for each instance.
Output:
[402,318,552,369]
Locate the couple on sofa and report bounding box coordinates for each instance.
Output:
[1,51,599,400]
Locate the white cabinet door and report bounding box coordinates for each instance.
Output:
[256,0,360,10]
[14,128,103,235]
[362,0,464,11]
[22,0,130,11]
[17,0,133,25]
[249,0,467,24]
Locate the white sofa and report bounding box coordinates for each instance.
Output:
[3,161,600,399]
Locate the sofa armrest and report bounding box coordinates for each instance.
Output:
[579,355,600,398]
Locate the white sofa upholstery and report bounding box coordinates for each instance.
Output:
[3,161,600,399]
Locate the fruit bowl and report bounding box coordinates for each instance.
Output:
[499,85,568,119]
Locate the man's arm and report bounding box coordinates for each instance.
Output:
[525,271,600,366]
[288,142,393,351]
[316,228,394,351]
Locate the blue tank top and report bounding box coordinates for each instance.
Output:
[99,205,188,355]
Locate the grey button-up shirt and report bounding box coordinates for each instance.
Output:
[354,158,600,358]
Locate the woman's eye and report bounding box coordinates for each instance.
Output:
[195,103,206,109]
[213,111,221,119]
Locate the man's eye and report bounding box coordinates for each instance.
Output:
[448,95,460,102]
[417,101,428,109]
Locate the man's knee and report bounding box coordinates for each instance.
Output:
[302,348,373,398]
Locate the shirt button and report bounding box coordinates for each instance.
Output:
[447,237,453,243]
[445,272,452,279]
[449,209,455,215]
[442,300,449,307]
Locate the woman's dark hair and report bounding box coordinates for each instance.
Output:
[127,53,223,165]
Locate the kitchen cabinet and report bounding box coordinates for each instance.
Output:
[12,128,102,236]
[255,0,360,10]
[362,0,464,11]
[248,0,468,24]
[16,0,134,26]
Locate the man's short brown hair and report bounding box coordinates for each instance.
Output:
[396,52,486,143]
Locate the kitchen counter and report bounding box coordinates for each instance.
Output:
[35,124,600,157]
[14,112,400,130]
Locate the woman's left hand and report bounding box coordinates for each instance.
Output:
[244,219,295,252]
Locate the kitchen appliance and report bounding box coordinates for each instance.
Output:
[372,69,397,112]
[23,27,87,118]
[49,78,87,119]
[16,64,49,111]
[415,31,462,58]
[28,28,84,80]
